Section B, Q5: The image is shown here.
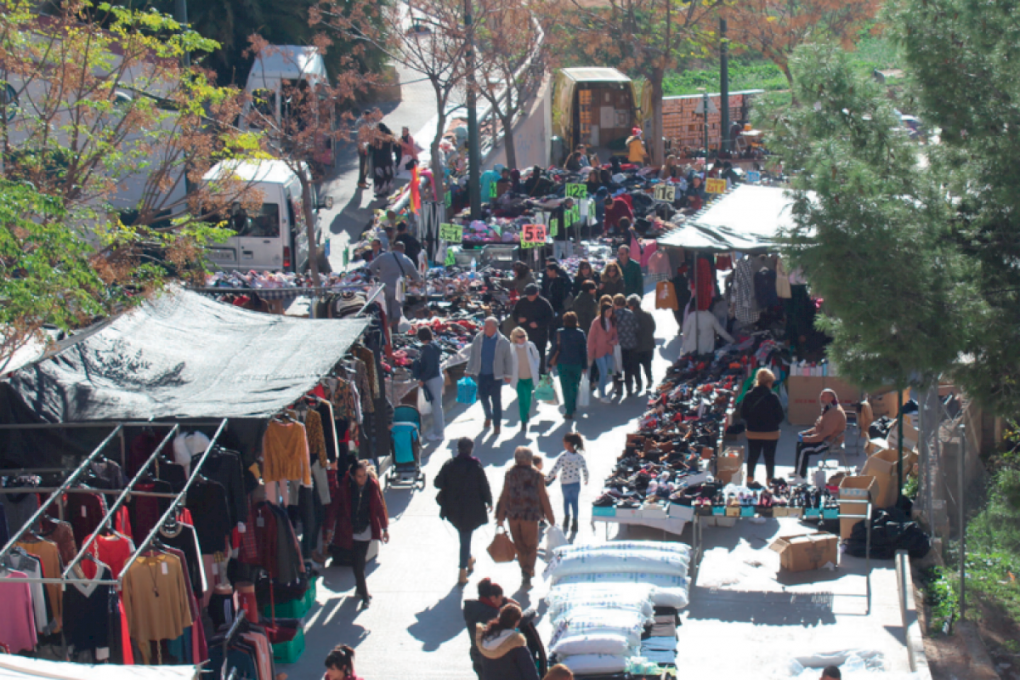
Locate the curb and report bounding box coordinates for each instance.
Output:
[895,551,933,679]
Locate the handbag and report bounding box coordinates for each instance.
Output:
[487,527,517,563]
[457,376,477,405]
[577,374,591,409]
[534,375,557,403]
[613,344,624,374]
[655,281,678,310]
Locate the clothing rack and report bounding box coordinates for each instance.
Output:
[62,425,180,579]
[354,283,386,317]
[0,425,124,573]
[115,418,229,587]
[219,613,246,680]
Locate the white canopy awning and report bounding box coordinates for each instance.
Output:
[0,656,197,680]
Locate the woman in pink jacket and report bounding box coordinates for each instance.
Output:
[587,303,618,403]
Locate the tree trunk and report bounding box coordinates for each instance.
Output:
[299,172,320,288]
[431,111,447,222]
[502,113,517,170]
[650,70,665,166]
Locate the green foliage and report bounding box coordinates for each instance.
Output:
[755,42,970,392]
[903,474,919,501]
[919,565,960,634]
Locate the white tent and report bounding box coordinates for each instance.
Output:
[0,656,197,680]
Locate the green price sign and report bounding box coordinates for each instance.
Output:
[520,238,539,249]
[439,223,463,242]
[342,247,349,268]
[445,248,455,266]
[489,182,497,198]
[444,190,452,207]
[564,206,580,227]
[549,218,559,237]
[565,183,586,199]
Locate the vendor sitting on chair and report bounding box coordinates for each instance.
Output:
[794,389,847,481]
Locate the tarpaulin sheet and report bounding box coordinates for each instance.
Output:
[658,185,797,252]
[0,656,197,680]
[3,288,368,421]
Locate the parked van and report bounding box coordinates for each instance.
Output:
[203,160,327,272]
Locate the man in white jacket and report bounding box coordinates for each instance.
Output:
[465,318,514,435]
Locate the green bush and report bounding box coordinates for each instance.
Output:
[919,565,959,634]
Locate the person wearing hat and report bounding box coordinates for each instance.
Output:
[512,283,555,375]
[626,127,648,165]
[795,389,847,480]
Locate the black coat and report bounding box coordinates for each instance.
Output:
[464,599,500,675]
[435,456,492,531]
[740,385,784,434]
[512,296,555,343]
[541,271,570,314]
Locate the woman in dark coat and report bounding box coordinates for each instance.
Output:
[740,368,785,484]
[475,604,540,680]
[327,461,389,610]
[435,438,492,584]
[370,123,400,198]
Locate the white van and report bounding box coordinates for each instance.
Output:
[203,160,329,272]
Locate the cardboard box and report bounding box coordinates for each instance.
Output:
[870,389,909,418]
[770,532,839,572]
[864,438,887,456]
[717,446,744,471]
[716,468,743,486]
[787,376,863,425]
[860,449,917,508]
[839,476,878,538]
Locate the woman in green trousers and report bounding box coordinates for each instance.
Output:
[509,327,542,434]
[548,312,589,420]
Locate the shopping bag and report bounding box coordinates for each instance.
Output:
[534,375,556,402]
[456,376,477,405]
[545,525,568,552]
[655,281,678,310]
[577,374,591,409]
[613,345,624,374]
[417,384,433,415]
[487,527,517,563]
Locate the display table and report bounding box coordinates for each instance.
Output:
[592,503,694,538]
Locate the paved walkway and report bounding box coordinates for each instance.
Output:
[275,289,913,679]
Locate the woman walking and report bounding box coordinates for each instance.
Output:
[398,126,419,177]
[509,328,541,434]
[371,123,400,198]
[572,260,599,297]
[741,368,785,485]
[547,312,588,420]
[328,461,389,610]
[545,433,589,534]
[496,447,555,587]
[435,438,492,584]
[598,262,626,299]
[475,604,540,680]
[587,304,618,403]
[412,326,445,441]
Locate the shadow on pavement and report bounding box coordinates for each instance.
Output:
[686,588,837,626]
[408,584,470,651]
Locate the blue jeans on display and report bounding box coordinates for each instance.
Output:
[595,355,614,398]
[458,527,473,569]
[477,374,503,423]
[561,482,581,521]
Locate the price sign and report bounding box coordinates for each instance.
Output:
[746,171,761,183]
[521,224,546,244]
[705,178,728,194]
[342,246,349,268]
[549,218,559,237]
[444,247,455,266]
[520,238,540,250]
[565,183,586,199]
[489,182,497,198]
[565,206,580,227]
[444,190,452,207]
[439,223,463,242]
[654,184,676,202]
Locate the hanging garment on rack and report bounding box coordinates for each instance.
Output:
[163,546,208,665]
[64,490,107,546]
[121,552,193,663]
[754,267,780,308]
[316,401,339,464]
[261,420,312,487]
[129,480,173,543]
[89,459,127,490]
[173,432,211,476]
[159,522,206,597]
[64,562,116,660]
[9,549,48,634]
[243,502,305,584]
[39,516,76,567]
[185,477,232,555]
[775,256,792,299]
[733,256,760,326]
[1,481,39,534]
[201,449,248,530]
[304,410,328,468]
[695,256,715,311]
[0,503,8,546]
[85,532,135,579]
[17,537,62,633]
[351,345,381,400]
[0,569,36,652]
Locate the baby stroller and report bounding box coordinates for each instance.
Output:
[386,405,426,490]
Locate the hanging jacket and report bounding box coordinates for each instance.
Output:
[754,268,780,308]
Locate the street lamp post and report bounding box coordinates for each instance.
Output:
[464,0,482,219]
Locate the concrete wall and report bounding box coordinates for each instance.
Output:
[483,74,551,171]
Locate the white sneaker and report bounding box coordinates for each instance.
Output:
[427,433,444,442]
[599,397,612,404]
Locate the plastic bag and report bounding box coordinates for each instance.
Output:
[613,345,623,373]
[457,376,477,405]
[545,525,568,552]
[535,375,557,403]
[417,384,433,415]
[577,374,591,409]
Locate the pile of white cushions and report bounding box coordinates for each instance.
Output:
[544,541,692,675]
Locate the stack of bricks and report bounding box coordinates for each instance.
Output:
[662,94,749,153]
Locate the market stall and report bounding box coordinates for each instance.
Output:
[0,289,387,669]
